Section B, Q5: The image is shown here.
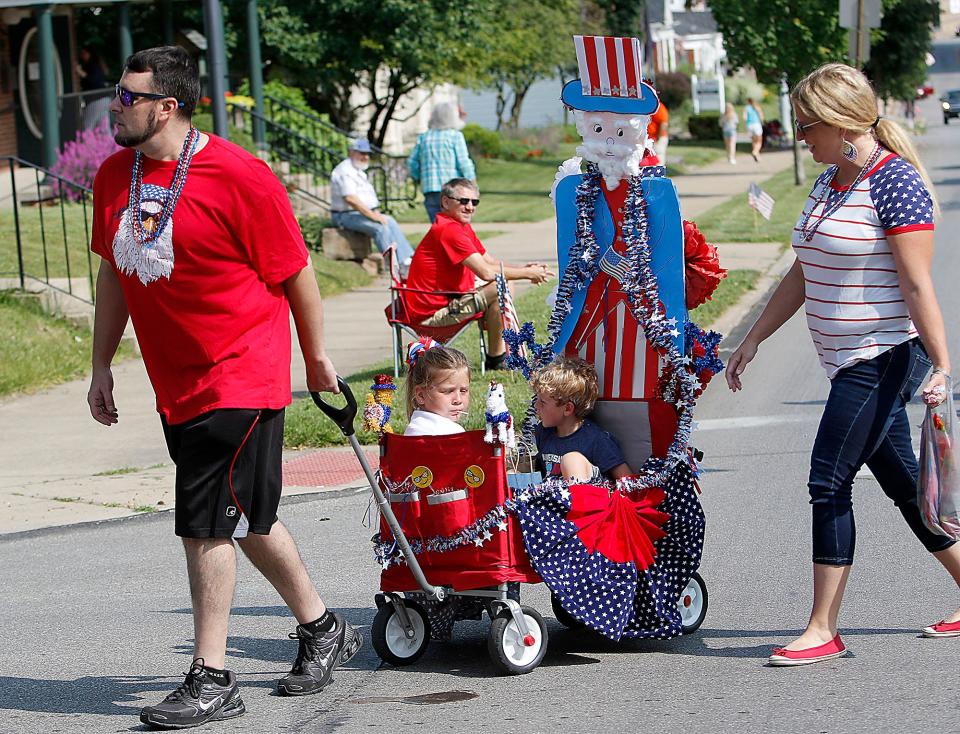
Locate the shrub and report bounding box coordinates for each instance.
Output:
[298,214,329,251]
[462,123,501,158]
[52,120,120,200]
[688,112,723,141]
[655,72,692,110]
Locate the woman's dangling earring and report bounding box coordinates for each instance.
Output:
[841,136,858,163]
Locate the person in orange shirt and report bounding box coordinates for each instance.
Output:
[647,101,669,165]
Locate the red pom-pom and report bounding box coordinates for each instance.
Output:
[683,220,727,309]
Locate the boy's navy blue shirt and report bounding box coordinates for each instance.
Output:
[534,418,627,478]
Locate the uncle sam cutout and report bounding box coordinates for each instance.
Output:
[551,35,686,471]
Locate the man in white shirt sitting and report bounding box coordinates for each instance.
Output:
[330,138,415,275]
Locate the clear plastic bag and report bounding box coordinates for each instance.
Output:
[918,379,960,540]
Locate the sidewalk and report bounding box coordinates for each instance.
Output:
[0,149,795,535]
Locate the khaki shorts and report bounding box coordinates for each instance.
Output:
[420,289,489,328]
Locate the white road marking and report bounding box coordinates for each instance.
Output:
[693,414,817,431]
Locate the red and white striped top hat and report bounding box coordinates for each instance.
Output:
[561,35,659,115]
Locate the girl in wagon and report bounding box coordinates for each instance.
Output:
[403,338,471,436]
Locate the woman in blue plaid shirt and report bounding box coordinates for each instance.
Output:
[408,103,477,222]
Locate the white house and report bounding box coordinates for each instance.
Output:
[647,0,725,77]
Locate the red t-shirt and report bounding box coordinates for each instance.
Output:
[404,213,486,323]
[91,134,309,424]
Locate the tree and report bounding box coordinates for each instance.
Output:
[258,0,493,146]
[709,0,848,183]
[477,0,580,130]
[593,0,645,38]
[864,0,939,109]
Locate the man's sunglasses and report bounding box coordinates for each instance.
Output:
[115,84,184,108]
[445,196,480,206]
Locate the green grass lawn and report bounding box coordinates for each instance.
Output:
[694,157,825,245]
[312,255,374,298]
[688,269,760,327]
[0,201,94,284]
[0,290,136,397]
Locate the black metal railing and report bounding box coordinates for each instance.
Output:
[231,104,417,214]
[0,157,96,304]
[256,95,418,213]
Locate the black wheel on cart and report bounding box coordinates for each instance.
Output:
[371,600,431,666]
[678,572,708,634]
[550,593,585,629]
[488,605,548,675]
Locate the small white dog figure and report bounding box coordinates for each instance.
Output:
[484,380,515,448]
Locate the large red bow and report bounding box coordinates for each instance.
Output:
[566,485,670,568]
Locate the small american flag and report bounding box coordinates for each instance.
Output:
[496,270,527,360]
[748,182,775,220]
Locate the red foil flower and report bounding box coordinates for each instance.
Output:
[683,220,727,309]
[566,485,670,569]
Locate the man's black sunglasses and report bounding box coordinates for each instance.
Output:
[115,84,184,108]
[445,196,480,206]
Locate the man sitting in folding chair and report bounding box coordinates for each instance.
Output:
[404,178,553,371]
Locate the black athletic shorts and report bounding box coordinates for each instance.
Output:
[161,408,285,539]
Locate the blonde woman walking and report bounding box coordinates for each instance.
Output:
[726,63,958,666]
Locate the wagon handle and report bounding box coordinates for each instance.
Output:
[310,377,357,436]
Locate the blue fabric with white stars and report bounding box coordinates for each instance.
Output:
[514,460,705,640]
[869,155,934,232]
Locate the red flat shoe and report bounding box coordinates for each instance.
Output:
[922,619,960,637]
[768,634,848,667]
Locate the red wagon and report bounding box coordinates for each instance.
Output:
[313,381,550,674]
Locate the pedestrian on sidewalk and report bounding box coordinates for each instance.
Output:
[725,62,959,667]
[408,102,476,223]
[331,138,415,276]
[87,46,361,729]
[744,97,763,162]
[720,102,738,164]
[404,178,553,371]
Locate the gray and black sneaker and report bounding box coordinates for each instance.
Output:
[140,660,245,729]
[277,612,362,696]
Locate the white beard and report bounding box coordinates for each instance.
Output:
[576,138,643,190]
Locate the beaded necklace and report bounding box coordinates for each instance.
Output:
[127,127,200,245]
[797,143,883,242]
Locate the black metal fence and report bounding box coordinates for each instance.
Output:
[234,95,418,214]
[0,157,96,304]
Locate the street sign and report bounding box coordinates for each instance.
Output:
[839,0,882,29]
[840,0,882,66]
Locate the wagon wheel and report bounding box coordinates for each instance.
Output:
[488,605,548,675]
[371,600,431,666]
[678,572,708,635]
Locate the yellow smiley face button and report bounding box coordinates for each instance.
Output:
[464,465,485,488]
[411,466,433,489]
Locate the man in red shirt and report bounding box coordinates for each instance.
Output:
[87,47,359,729]
[405,178,552,369]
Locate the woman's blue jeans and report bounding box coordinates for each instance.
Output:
[808,338,955,565]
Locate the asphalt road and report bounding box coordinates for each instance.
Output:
[3,73,960,734]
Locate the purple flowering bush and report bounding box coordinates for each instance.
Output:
[52,120,120,201]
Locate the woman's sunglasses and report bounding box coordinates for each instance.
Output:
[115,84,184,108]
[794,118,822,135]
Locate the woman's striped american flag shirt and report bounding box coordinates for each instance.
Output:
[792,153,935,378]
